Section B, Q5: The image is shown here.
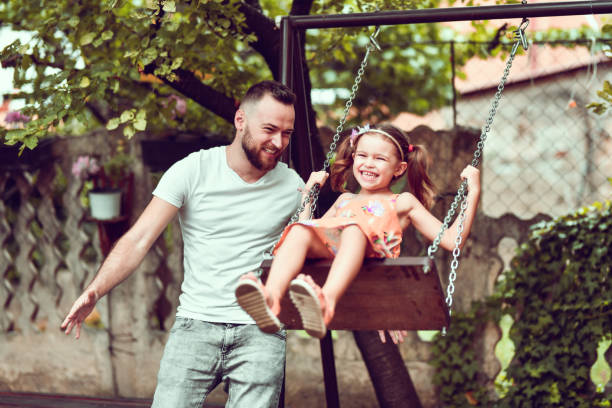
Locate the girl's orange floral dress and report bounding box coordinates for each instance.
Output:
[274,194,402,258]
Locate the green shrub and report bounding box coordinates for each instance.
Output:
[432,200,611,407]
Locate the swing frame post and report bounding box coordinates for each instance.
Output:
[278,2,612,407]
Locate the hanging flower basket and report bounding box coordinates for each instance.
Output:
[72,154,132,220]
[88,189,122,220]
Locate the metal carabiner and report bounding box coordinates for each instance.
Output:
[515,18,530,51]
[369,26,382,51]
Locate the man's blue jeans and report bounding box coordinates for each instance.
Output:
[152,317,286,408]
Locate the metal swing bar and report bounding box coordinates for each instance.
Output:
[286,1,612,28]
[280,1,612,83]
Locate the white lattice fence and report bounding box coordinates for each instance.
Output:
[0,161,98,334]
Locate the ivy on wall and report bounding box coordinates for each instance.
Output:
[431,200,612,407]
[429,300,501,406]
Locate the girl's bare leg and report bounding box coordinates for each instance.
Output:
[266,225,331,315]
[320,225,367,325]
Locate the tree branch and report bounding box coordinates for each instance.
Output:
[162,69,237,123]
[236,0,314,79]
[142,1,315,124]
[238,2,280,77]
[138,5,237,123]
[1,53,65,70]
[290,0,315,15]
[85,101,108,124]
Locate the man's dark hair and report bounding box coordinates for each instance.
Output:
[241,80,296,108]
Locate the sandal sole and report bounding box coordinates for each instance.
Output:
[289,279,326,339]
[235,280,280,334]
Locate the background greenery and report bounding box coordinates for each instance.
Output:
[1,0,607,151]
[430,198,611,407]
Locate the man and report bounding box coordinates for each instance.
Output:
[61,80,311,407]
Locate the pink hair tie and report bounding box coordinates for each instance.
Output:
[350,128,358,147]
[408,144,414,153]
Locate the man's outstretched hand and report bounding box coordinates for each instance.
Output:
[60,290,98,339]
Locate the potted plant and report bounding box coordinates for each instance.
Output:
[72,152,133,220]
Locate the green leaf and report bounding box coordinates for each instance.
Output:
[170,57,183,70]
[162,1,176,12]
[106,118,120,130]
[140,47,158,65]
[120,110,134,123]
[24,135,39,150]
[144,0,158,9]
[80,77,91,88]
[135,109,146,121]
[68,16,80,28]
[133,119,147,131]
[5,129,30,144]
[123,125,135,138]
[124,49,139,59]
[183,31,197,45]
[80,32,97,46]
[101,30,114,41]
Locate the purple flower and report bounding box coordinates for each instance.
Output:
[165,95,187,118]
[4,111,30,123]
[72,155,101,180]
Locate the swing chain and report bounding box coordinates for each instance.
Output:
[445,197,467,309]
[426,19,529,319]
[295,26,383,221]
[262,27,383,259]
[324,25,382,174]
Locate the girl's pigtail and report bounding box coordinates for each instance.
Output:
[377,123,436,208]
[406,144,436,209]
[330,134,354,192]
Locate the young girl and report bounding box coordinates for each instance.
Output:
[236,123,480,341]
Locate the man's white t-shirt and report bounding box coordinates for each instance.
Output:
[153,146,304,323]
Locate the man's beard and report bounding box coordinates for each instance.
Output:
[241,127,280,171]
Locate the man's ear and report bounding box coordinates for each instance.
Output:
[234,109,246,131]
[395,161,408,178]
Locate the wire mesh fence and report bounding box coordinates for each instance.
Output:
[429,40,611,219]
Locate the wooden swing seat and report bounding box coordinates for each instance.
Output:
[260,256,449,331]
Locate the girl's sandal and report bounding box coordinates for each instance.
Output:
[235,273,281,334]
[288,276,328,339]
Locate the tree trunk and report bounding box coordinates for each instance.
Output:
[353,331,423,408]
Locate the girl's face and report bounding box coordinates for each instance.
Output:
[352,133,407,195]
